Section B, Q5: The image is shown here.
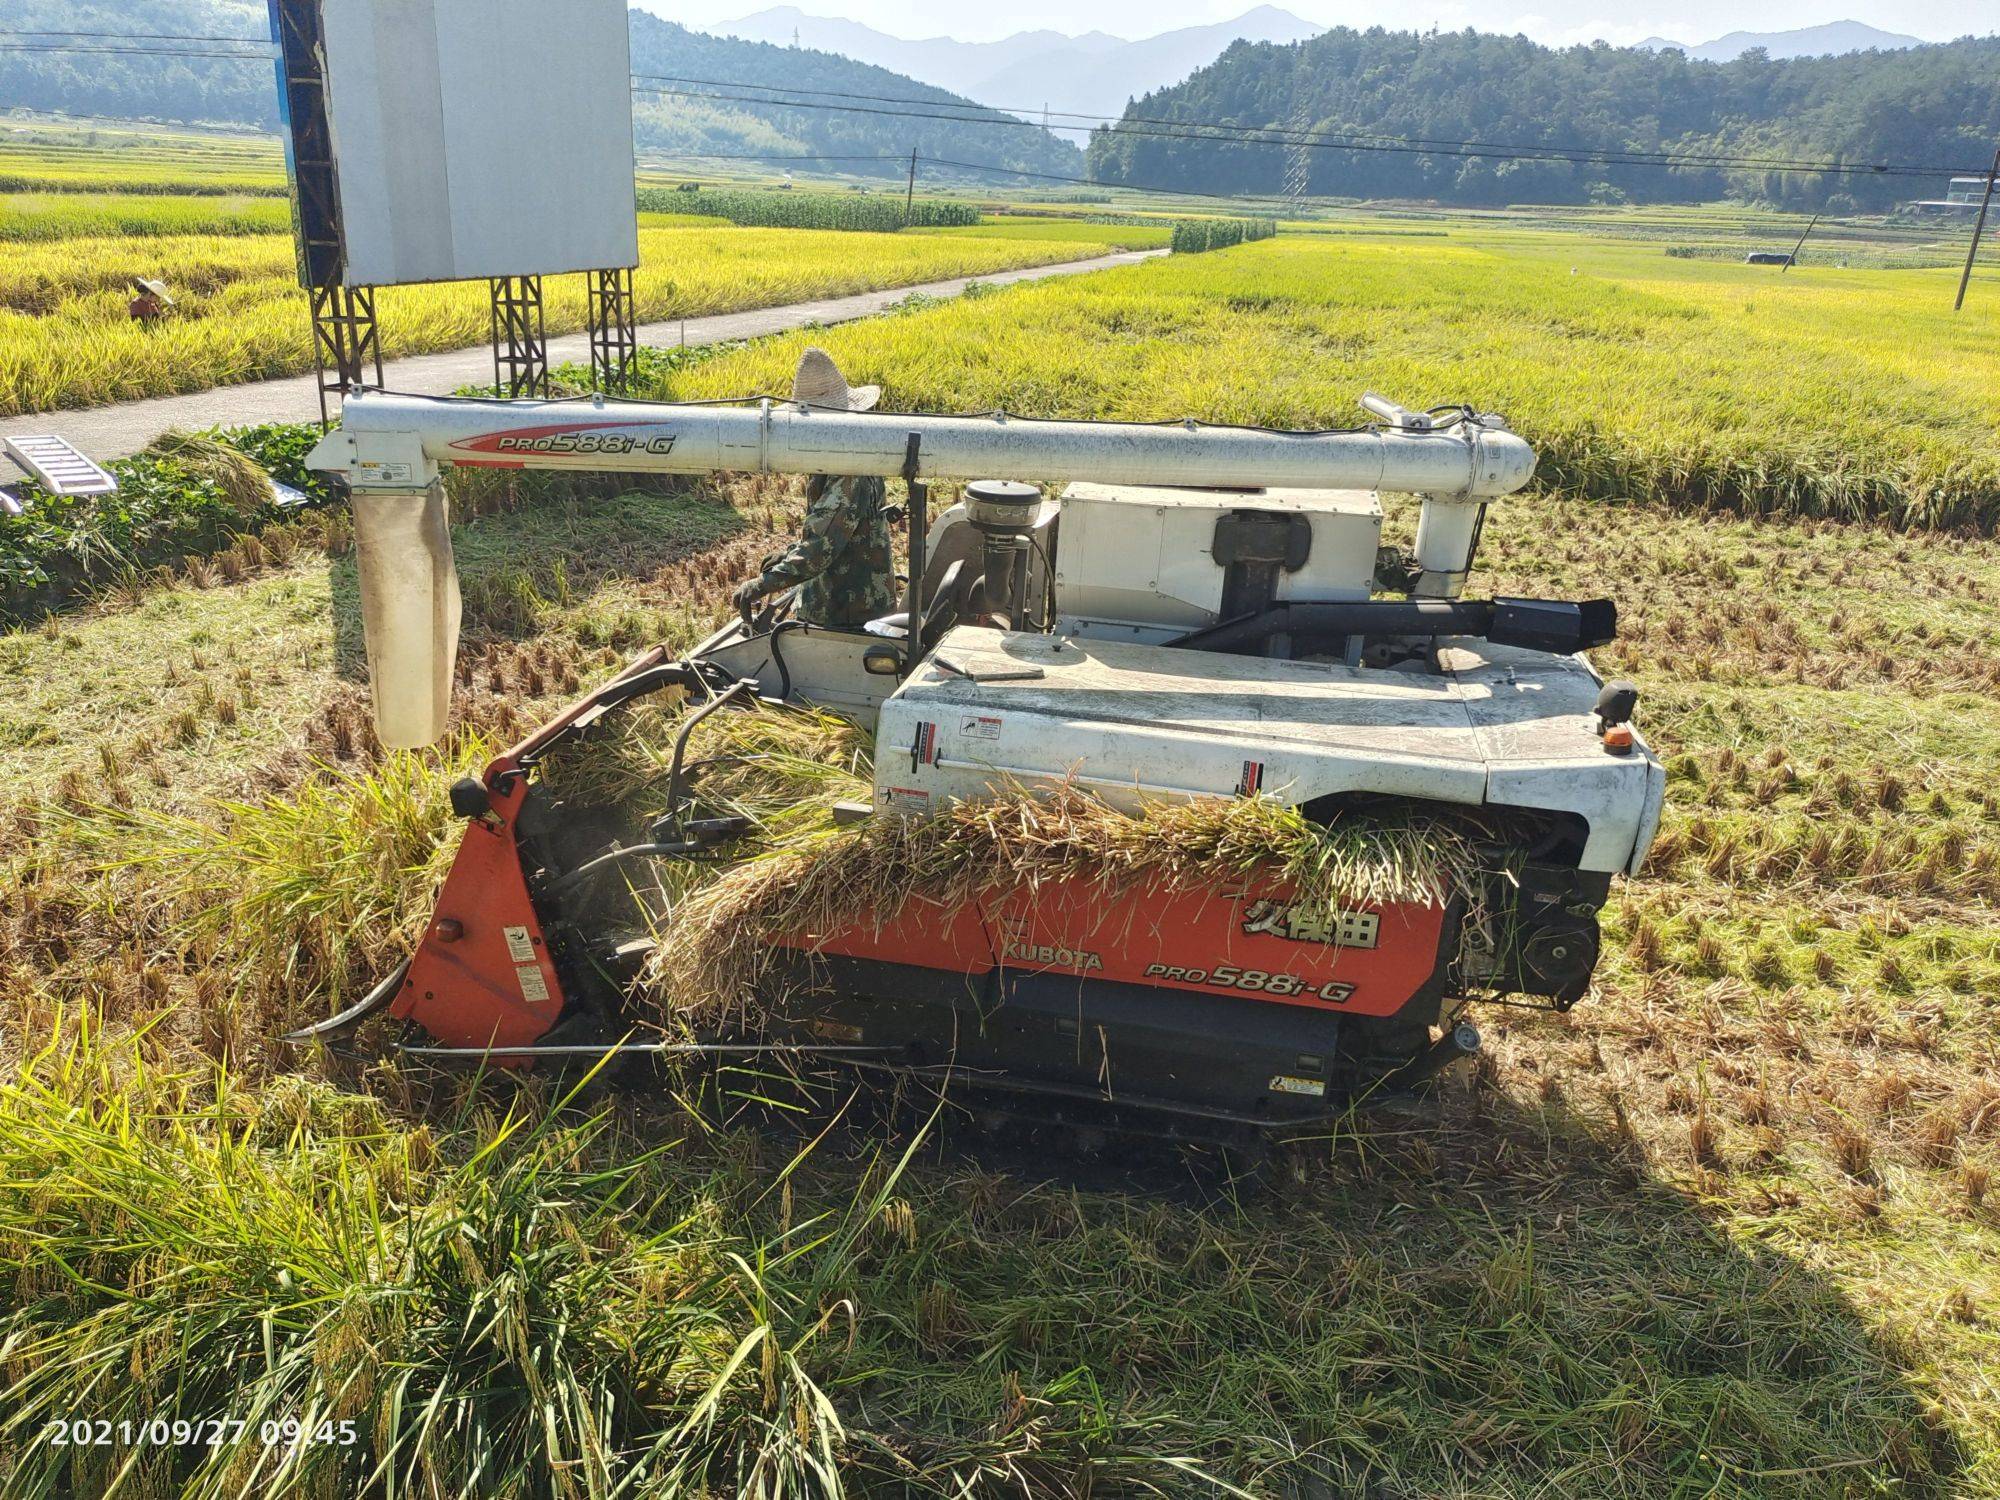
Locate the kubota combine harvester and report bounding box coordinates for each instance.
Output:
[297,387,1662,1132]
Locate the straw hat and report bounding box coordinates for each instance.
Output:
[791,347,879,411]
[131,277,174,305]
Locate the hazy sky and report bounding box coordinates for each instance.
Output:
[635,0,1994,49]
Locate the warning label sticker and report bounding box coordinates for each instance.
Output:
[959,714,1002,740]
[503,925,536,964]
[883,786,931,810]
[516,964,550,1005]
[1269,1074,1327,1097]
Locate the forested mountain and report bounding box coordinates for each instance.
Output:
[0,2,1082,182]
[1085,29,2000,211]
[1,1,274,125]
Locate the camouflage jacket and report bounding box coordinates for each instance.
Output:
[752,474,897,627]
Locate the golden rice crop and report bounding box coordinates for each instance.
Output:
[659,231,2000,530]
[0,221,1119,415]
[0,190,291,241]
[0,121,286,196]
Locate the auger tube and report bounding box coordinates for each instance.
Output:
[307,391,1538,497]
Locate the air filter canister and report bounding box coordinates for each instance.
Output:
[964,479,1041,533]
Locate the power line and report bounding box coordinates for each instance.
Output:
[0,44,272,59]
[631,144,1302,207]
[639,151,908,165]
[916,154,1300,207]
[0,30,272,43]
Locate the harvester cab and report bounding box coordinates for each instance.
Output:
[301,388,1663,1132]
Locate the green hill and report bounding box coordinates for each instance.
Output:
[1085,28,2000,211]
[0,2,1082,183]
[0,1,274,126]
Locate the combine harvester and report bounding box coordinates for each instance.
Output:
[301,387,1662,1133]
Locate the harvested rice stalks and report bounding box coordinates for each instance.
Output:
[141,429,273,516]
[538,698,872,832]
[642,782,1487,1027]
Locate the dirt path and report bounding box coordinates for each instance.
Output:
[1,249,1163,461]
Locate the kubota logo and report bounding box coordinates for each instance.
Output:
[1001,939,1103,972]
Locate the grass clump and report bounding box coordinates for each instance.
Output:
[55,743,485,1028]
[0,1028,1222,1497]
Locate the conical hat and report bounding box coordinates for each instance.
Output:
[791,346,880,411]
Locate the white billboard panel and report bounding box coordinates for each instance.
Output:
[317,0,638,286]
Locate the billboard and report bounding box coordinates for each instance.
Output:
[277,0,638,288]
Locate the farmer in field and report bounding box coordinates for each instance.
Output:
[127,277,172,325]
[732,348,898,629]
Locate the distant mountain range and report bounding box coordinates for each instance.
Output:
[702,6,1325,133]
[624,12,1081,179]
[1637,20,1923,62]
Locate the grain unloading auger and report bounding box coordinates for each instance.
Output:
[299,388,1664,1132]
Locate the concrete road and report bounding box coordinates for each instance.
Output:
[1,248,1162,462]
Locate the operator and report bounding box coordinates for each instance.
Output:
[731,348,899,629]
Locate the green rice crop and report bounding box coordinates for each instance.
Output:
[3,1028,1209,1497]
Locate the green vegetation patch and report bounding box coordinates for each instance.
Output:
[636,186,981,232]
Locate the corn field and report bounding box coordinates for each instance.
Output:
[1169,216,1279,252]
[635,187,982,231]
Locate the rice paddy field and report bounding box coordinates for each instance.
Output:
[5,123,2000,1492]
[0,214,1148,417]
[0,116,1176,418]
[658,227,2000,532]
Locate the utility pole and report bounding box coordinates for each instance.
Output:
[1954,146,2000,312]
[1780,212,1818,272]
[906,147,917,225]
